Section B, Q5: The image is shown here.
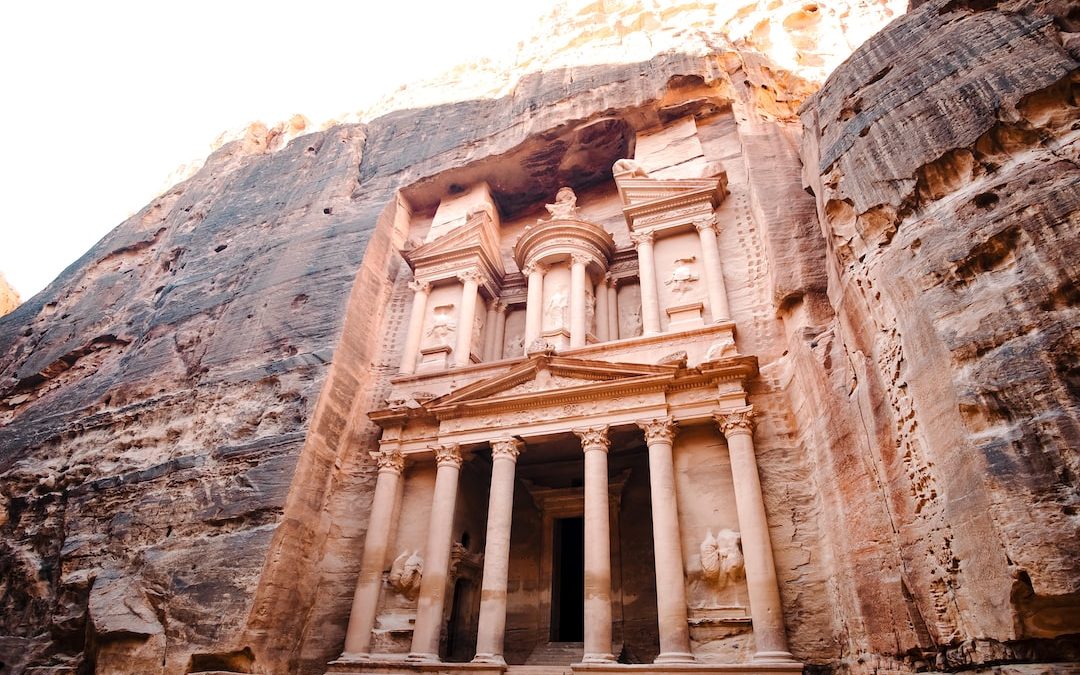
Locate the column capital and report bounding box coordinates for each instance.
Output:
[370,449,406,474]
[716,405,755,437]
[637,416,677,446]
[573,426,610,453]
[523,261,549,276]
[629,230,655,248]
[604,272,617,289]
[491,437,524,461]
[408,279,432,294]
[433,443,464,468]
[570,253,591,267]
[493,300,509,314]
[457,269,483,285]
[693,215,719,234]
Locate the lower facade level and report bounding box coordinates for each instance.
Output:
[326,326,802,674]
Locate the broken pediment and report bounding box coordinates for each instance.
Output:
[614,173,730,235]
[403,206,505,290]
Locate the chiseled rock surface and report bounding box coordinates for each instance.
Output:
[795,0,1080,670]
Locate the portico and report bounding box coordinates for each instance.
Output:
[329,322,799,675]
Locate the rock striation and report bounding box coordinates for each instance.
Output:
[0,0,1077,674]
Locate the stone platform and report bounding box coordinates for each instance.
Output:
[326,658,803,675]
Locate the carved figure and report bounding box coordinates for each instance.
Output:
[612,158,649,177]
[388,550,424,598]
[700,529,744,589]
[705,335,738,361]
[585,287,595,334]
[544,187,579,219]
[425,304,456,348]
[665,256,700,294]
[507,333,525,357]
[626,306,642,336]
[472,311,484,354]
[657,350,688,367]
[544,288,569,329]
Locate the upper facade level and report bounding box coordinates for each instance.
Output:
[393,116,735,379]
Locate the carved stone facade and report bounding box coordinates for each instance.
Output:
[328,137,800,674]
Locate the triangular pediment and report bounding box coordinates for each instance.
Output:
[430,355,676,411]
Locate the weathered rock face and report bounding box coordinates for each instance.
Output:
[1,0,1076,674]
[794,0,1080,669]
[0,273,18,317]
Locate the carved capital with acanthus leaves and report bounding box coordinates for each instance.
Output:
[629,231,655,249]
[693,215,718,234]
[491,437,524,462]
[522,261,549,277]
[637,416,677,446]
[570,253,591,267]
[408,279,431,294]
[457,270,483,286]
[370,448,406,474]
[433,443,464,468]
[573,425,610,453]
[715,405,755,438]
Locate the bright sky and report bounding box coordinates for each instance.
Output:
[0,1,547,301]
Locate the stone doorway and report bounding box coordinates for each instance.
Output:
[550,516,585,642]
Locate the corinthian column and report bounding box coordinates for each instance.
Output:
[606,275,619,340]
[408,445,464,662]
[523,262,546,353]
[570,253,589,349]
[637,417,694,663]
[594,276,609,342]
[492,302,507,361]
[473,438,524,665]
[574,425,615,663]
[482,299,499,361]
[694,216,731,322]
[341,448,406,659]
[715,407,794,662]
[454,271,482,367]
[630,231,662,335]
[399,280,431,374]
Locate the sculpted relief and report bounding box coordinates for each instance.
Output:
[665,256,700,295]
[700,529,744,590]
[543,186,579,220]
[424,304,456,349]
[388,550,424,598]
[545,288,569,330]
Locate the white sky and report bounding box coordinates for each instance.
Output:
[0,1,547,301]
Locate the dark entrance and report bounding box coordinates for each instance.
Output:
[550,516,585,641]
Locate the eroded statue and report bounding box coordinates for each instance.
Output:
[388,550,424,598]
[544,187,579,219]
[700,529,744,589]
[665,256,700,294]
[545,288,569,329]
[425,304,456,348]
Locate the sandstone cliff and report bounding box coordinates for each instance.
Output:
[795,0,1080,668]
[0,0,1076,674]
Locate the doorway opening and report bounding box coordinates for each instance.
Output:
[550,516,585,641]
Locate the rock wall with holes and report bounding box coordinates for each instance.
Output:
[792,0,1080,670]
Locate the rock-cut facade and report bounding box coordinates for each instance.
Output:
[0,1,1077,674]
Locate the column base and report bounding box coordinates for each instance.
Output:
[752,651,797,663]
[336,651,372,662]
[656,652,696,663]
[471,653,506,665]
[405,652,441,663]
[581,653,616,664]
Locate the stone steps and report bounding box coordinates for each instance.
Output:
[524,641,584,666]
[506,666,573,675]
